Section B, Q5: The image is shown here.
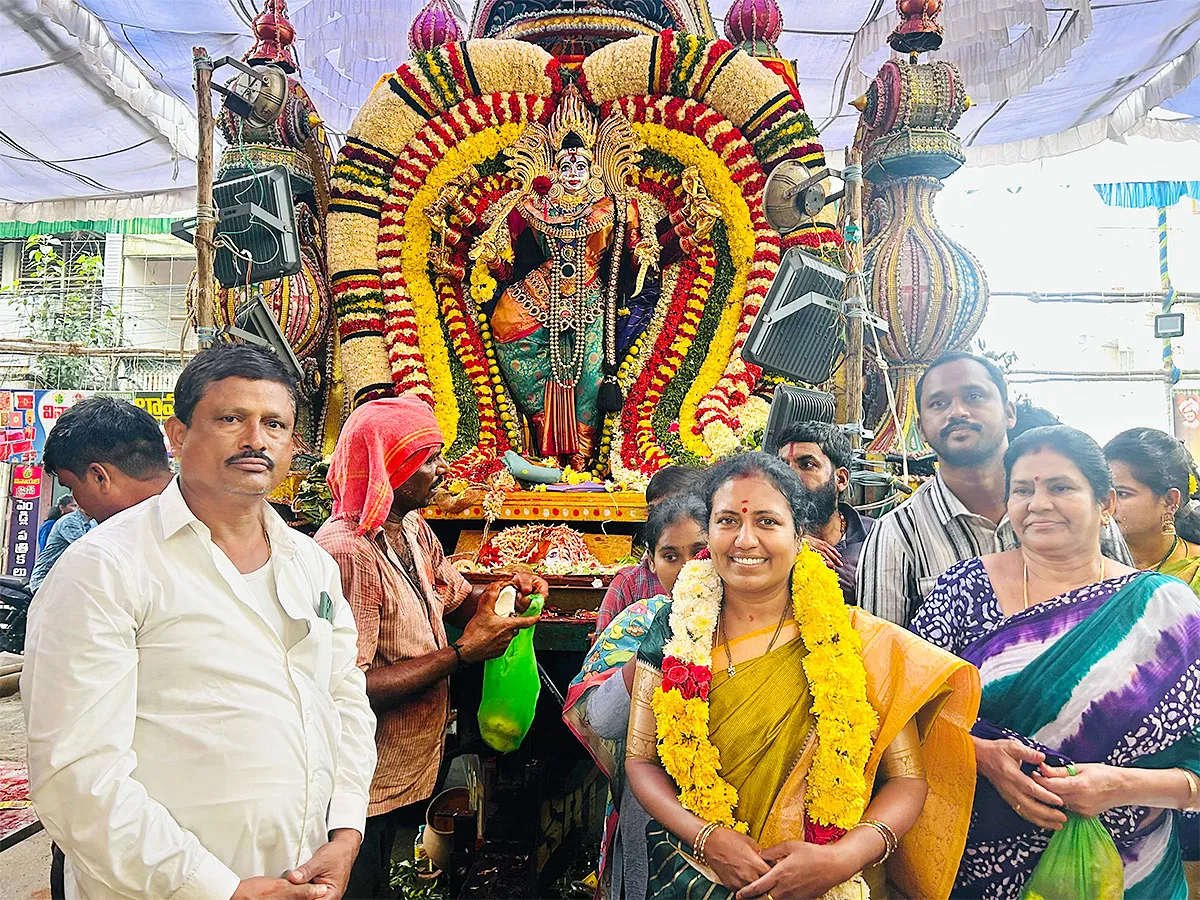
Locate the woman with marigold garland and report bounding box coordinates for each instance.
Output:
[626,453,980,900]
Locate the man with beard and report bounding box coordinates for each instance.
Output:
[315,397,547,898]
[857,351,1131,625]
[23,343,377,900]
[775,421,873,603]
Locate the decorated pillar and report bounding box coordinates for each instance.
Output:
[207,0,341,455]
[858,0,989,454]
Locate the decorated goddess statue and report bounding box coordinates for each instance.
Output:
[427,86,716,471]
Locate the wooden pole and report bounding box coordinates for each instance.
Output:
[841,146,865,448]
[193,47,216,348]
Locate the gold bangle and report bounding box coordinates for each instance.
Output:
[692,821,719,864]
[852,819,898,863]
[1182,769,1200,812]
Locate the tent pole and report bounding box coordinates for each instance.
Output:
[193,47,216,349]
[841,146,865,449]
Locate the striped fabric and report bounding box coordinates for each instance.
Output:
[316,513,472,815]
[945,570,1200,900]
[856,472,1133,625]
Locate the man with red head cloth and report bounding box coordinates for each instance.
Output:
[316,397,546,897]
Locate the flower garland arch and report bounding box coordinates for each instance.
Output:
[328,31,842,480]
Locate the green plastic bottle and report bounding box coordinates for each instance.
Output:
[477,591,544,753]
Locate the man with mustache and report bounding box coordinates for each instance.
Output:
[315,397,546,899]
[775,421,873,604]
[23,343,377,900]
[857,351,1131,625]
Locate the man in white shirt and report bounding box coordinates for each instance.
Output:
[22,343,377,900]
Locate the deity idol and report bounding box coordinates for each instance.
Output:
[428,86,718,471]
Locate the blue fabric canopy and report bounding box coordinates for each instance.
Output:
[1093,181,1200,209]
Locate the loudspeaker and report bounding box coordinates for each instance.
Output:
[762,385,836,453]
[213,166,300,288]
[742,248,847,385]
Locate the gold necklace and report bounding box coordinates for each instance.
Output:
[1022,556,1104,610]
[718,600,789,677]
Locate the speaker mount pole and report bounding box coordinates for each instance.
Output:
[193,47,217,349]
[840,146,866,449]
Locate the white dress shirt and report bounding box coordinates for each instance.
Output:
[21,478,377,900]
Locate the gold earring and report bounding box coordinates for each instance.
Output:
[1162,512,1177,536]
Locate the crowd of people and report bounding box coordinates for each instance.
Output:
[15,343,1200,900]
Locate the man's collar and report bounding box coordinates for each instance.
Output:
[930,470,973,525]
[159,475,300,558]
[837,501,870,542]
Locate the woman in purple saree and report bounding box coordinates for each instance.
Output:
[912,426,1200,899]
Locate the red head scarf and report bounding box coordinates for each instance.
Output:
[327,397,443,534]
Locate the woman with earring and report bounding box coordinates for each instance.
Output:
[911,426,1200,899]
[1104,426,1200,590]
[625,453,980,900]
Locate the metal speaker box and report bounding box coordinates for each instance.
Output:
[762,385,837,453]
[212,166,301,288]
[742,248,848,385]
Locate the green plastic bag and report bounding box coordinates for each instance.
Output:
[1020,812,1124,900]
[477,592,544,753]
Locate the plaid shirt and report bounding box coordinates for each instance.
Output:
[316,512,472,815]
[595,557,664,633]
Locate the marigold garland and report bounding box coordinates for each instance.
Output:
[329,33,848,472]
[652,544,877,838]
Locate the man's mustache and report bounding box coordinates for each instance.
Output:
[225,450,275,469]
[940,421,982,441]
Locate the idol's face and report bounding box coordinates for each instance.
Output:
[558,152,589,193]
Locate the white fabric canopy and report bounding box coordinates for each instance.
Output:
[2,0,1199,217]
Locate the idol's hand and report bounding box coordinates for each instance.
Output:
[735,841,849,900]
[704,827,770,891]
[974,737,1066,830]
[1033,762,1123,817]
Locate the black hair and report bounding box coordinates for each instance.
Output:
[1009,398,1061,441]
[643,492,707,555]
[1004,425,1112,503]
[645,465,704,505]
[47,494,73,521]
[1104,427,1200,543]
[916,351,1009,410]
[42,397,170,480]
[174,342,298,426]
[774,420,852,470]
[700,451,813,536]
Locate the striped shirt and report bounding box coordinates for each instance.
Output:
[316,512,472,816]
[857,471,1133,626]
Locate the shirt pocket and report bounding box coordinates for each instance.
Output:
[291,617,334,688]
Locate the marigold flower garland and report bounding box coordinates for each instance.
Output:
[652,544,877,839]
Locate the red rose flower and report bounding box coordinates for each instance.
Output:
[804,815,846,845]
[661,657,713,700]
[532,175,553,196]
[694,548,711,561]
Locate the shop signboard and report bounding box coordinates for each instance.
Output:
[133,392,175,424]
[0,391,38,464]
[5,464,42,579]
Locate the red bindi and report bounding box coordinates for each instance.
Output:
[742,506,749,513]
[1034,476,1040,482]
